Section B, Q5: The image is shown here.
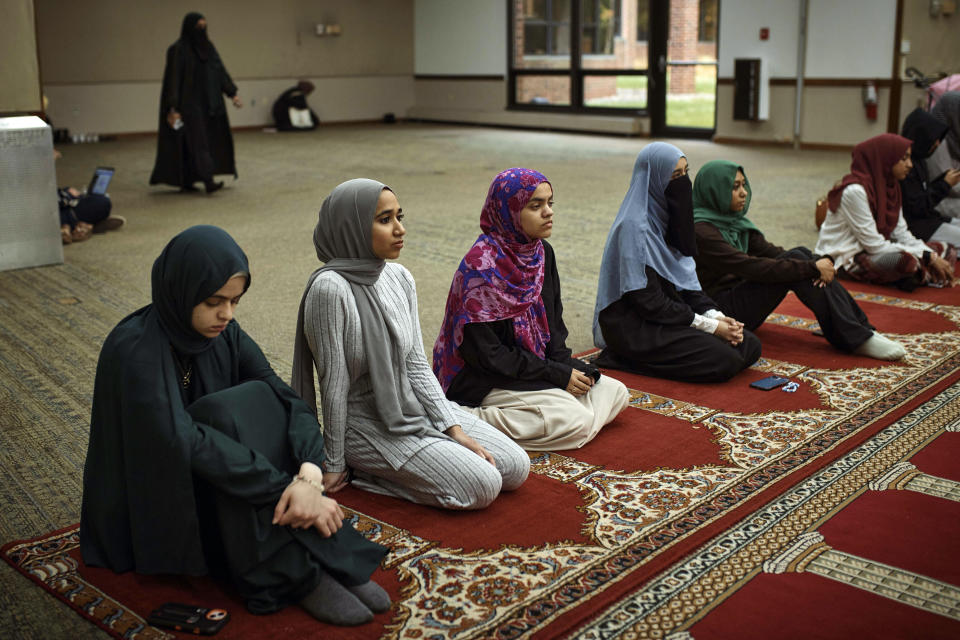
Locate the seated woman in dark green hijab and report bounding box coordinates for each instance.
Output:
[80,225,389,626]
[692,160,905,361]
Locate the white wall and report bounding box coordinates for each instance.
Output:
[805,0,896,78]
[36,0,415,134]
[414,0,506,75]
[718,0,799,78]
[45,76,415,135]
[718,0,896,79]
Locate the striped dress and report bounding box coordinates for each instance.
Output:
[303,262,528,509]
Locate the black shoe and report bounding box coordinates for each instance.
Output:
[204,180,224,194]
[92,216,126,233]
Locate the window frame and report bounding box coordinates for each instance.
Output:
[508,0,649,116]
[521,0,570,56]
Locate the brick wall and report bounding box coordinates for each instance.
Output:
[668,0,698,94]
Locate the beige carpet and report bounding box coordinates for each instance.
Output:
[0,123,852,639]
[51,123,850,362]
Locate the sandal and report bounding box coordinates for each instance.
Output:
[61,225,72,245]
[71,223,92,243]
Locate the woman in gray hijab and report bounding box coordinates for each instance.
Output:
[292,179,529,509]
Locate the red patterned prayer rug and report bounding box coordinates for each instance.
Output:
[4,282,960,639]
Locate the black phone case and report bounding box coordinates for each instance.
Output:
[749,375,789,390]
[147,603,229,635]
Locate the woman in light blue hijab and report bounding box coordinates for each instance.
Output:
[593,142,761,382]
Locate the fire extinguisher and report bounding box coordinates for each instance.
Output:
[862,81,878,121]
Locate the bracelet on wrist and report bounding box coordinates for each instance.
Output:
[294,473,325,494]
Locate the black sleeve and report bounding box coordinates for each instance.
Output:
[746,230,786,258]
[118,353,290,507]
[212,47,238,98]
[623,267,698,325]
[458,321,571,390]
[694,223,819,284]
[679,288,720,314]
[541,244,600,379]
[160,45,184,113]
[221,67,238,99]
[901,168,952,218]
[236,327,324,468]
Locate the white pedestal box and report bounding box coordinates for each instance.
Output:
[0,116,63,272]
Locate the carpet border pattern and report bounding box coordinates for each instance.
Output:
[1,526,174,640]
[571,379,960,639]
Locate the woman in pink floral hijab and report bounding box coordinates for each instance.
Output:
[433,168,628,451]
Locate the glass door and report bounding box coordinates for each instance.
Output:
[579,0,649,112]
[649,0,718,137]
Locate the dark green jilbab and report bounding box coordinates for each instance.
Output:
[80,225,386,614]
[691,160,759,252]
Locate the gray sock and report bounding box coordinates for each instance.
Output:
[347,580,391,614]
[300,571,373,626]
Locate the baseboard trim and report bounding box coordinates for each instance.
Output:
[717,77,893,88]
[797,141,856,152]
[406,116,648,138]
[414,74,504,82]
[100,119,388,140]
[712,136,794,147]
[712,136,854,152]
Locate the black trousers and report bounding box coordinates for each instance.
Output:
[187,380,385,614]
[59,193,111,228]
[711,247,874,352]
[597,325,762,383]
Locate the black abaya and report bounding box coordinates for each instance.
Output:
[150,14,238,188]
[596,266,762,382]
[80,226,385,613]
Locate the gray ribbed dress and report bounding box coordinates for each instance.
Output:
[304,262,529,509]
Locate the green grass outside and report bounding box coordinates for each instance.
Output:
[614,66,716,92]
[601,66,715,127]
[665,95,715,128]
[584,95,714,127]
[616,75,649,90]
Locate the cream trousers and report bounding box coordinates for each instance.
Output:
[464,375,630,451]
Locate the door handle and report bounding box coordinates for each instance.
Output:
[658,55,666,73]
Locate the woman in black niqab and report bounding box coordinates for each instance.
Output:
[181,12,211,60]
[150,13,241,193]
[80,225,389,624]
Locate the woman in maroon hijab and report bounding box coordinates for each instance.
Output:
[815,133,955,290]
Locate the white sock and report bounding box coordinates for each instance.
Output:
[854,332,906,361]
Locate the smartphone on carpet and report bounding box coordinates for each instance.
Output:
[147,602,229,635]
[749,375,790,390]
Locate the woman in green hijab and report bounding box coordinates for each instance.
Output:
[691,160,905,360]
[81,226,389,625]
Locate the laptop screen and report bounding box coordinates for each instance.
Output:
[88,167,115,195]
